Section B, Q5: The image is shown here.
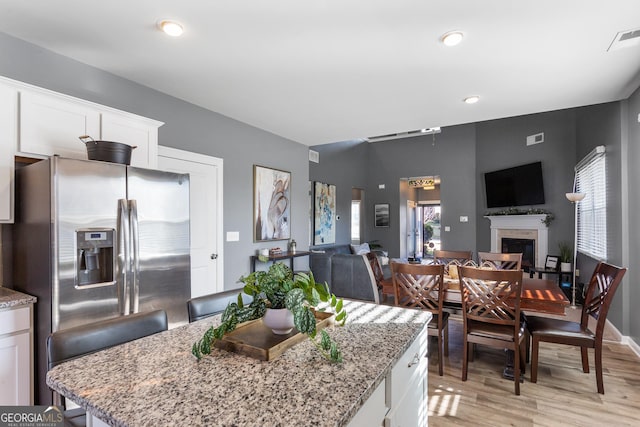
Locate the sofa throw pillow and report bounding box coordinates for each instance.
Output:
[350,243,371,255]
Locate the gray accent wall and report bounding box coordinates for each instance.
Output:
[475,109,577,256]
[0,32,309,290]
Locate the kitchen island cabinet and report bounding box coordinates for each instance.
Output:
[47,300,431,427]
[0,287,37,405]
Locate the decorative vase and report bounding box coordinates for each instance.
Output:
[262,308,295,335]
[560,262,572,273]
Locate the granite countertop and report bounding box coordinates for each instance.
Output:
[0,287,37,309]
[47,300,431,427]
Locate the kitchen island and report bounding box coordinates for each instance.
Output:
[47,300,431,426]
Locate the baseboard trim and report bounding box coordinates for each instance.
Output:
[621,335,640,358]
[602,318,640,358]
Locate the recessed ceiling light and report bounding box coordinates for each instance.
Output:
[158,20,184,37]
[441,31,464,47]
[464,96,480,104]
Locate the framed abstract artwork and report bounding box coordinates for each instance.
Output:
[374,203,390,227]
[313,181,336,245]
[254,165,291,242]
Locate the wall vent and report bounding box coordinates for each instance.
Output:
[309,149,320,163]
[608,28,640,51]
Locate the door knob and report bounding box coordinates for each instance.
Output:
[210,254,218,260]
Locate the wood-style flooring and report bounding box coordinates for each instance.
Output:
[426,316,640,426]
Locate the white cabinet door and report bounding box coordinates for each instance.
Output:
[385,326,428,427]
[0,332,31,405]
[158,147,224,298]
[0,83,17,223]
[19,91,100,159]
[101,113,159,169]
[385,372,425,427]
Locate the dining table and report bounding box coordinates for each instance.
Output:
[443,275,570,315]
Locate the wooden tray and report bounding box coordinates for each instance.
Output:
[214,311,334,361]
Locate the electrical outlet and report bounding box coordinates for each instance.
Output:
[460,216,468,223]
[444,226,451,232]
[226,231,239,242]
[575,269,580,277]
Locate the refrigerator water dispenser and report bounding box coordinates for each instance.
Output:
[76,228,115,287]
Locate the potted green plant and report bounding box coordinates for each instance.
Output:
[558,241,573,272]
[191,262,347,363]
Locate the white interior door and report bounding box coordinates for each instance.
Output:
[158,146,223,298]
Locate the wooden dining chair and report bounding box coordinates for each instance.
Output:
[366,252,395,302]
[478,251,522,270]
[528,262,627,394]
[47,310,168,426]
[433,250,474,275]
[391,262,448,376]
[458,266,526,395]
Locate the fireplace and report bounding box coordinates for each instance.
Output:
[502,238,535,271]
[485,214,548,269]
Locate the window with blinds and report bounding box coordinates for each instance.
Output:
[575,148,606,260]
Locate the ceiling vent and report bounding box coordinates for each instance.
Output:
[608,28,640,51]
[366,127,441,143]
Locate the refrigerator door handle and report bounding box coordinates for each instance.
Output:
[117,198,130,315]
[129,199,140,314]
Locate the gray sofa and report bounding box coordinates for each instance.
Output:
[309,244,390,303]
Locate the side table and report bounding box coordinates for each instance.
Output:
[250,251,311,273]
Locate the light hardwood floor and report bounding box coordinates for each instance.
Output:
[427,316,640,426]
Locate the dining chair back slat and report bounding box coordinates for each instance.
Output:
[478,251,522,270]
[433,250,473,276]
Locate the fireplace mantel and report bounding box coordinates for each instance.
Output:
[485,214,548,268]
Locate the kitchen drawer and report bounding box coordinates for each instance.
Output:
[388,326,428,406]
[0,306,30,335]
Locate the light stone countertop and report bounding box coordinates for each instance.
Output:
[47,300,431,427]
[0,287,37,309]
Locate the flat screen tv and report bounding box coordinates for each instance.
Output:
[484,161,545,208]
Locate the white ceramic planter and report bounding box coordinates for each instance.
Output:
[262,308,295,335]
[560,262,572,273]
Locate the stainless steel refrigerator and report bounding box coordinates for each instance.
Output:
[13,156,191,404]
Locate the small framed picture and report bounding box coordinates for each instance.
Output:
[374,203,390,227]
[545,255,559,270]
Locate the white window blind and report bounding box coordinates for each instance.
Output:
[575,147,606,260]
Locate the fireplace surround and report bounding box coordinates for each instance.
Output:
[485,214,548,270]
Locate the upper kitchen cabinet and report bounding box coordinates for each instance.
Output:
[18,89,162,169]
[19,90,101,159]
[101,112,159,169]
[0,75,164,223]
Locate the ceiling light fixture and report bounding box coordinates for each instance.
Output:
[464,96,480,104]
[441,31,464,47]
[158,20,184,37]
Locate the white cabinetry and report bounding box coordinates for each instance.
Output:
[0,75,163,223]
[101,113,158,169]
[0,305,33,405]
[349,326,429,427]
[19,91,101,159]
[0,84,17,223]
